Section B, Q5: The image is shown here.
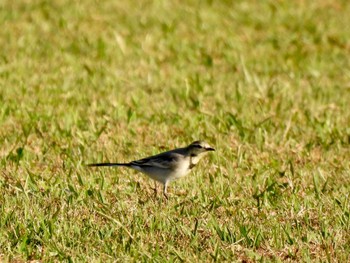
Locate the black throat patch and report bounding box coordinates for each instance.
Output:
[189,155,197,169]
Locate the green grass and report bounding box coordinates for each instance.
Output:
[1,0,350,261]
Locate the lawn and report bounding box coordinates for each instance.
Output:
[0,0,349,261]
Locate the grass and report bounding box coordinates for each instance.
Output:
[1,0,350,261]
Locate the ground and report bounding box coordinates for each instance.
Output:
[0,0,349,261]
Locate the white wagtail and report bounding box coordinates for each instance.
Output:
[88,141,215,198]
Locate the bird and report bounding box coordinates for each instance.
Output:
[87,140,215,199]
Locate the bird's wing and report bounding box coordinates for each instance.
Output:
[130,151,184,169]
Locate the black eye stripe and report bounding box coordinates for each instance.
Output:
[192,145,202,148]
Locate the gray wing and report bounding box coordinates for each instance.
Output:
[130,150,185,169]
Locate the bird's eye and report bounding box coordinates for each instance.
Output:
[193,145,202,148]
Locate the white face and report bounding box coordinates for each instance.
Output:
[188,141,215,156]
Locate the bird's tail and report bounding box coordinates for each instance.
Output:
[87,162,131,167]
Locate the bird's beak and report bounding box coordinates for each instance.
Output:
[206,147,215,151]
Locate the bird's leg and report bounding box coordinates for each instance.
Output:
[152,181,157,197]
[163,182,169,200]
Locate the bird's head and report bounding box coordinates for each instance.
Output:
[187,140,215,156]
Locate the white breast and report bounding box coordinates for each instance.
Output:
[171,158,191,180]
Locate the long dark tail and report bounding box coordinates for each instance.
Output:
[87,162,131,167]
